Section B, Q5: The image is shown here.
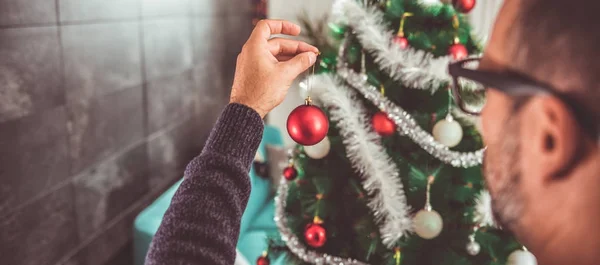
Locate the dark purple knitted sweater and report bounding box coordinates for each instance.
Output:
[145,103,264,265]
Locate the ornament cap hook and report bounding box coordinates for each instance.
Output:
[452,15,460,29]
[305,96,313,105]
[313,216,324,224]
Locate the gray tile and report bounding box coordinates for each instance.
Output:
[142,0,190,17]
[73,142,148,241]
[147,70,196,134]
[193,0,226,15]
[59,0,140,22]
[225,0,252,16]
[62,213,135,265]
[0,184,78,265]
[191,16,225,64]
[219,15,252,97]
[193,57,228,106]
[103,242,133,265]
[0,106,70,212]
[223,15,253,57]
[0,0,56,26]
[59,255,85,265]
[194,99,224,136]
[213,15,252,101]
[0,27,63,123]
[182,70,202,115]
[191,16,231,103]
[67,86,145,174]
[80,214,135,265]
[147,118,208,192]
[143,18,193,80]
[193,0,251,16]
[62,22,143,100]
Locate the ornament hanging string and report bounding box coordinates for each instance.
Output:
[446,87,454,121]
[314,194,324,222]
[425,175,434,211]
[396,12,413,37]
[306,55,319,104]
[447,88,452,113]
[394,248,401,265]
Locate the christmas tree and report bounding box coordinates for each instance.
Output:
[258,1,534,265]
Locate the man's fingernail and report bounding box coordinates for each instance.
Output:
[309,53,316,65]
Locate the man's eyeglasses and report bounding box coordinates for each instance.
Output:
[448,57,598,139]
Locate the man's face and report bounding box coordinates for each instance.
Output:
[479,0,528,234]
[479,1,600,262]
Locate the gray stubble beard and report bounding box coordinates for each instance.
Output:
[483,115,526,233]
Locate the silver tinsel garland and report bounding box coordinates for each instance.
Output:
[474,190,498,228]
[275,179,369,265]
[310,74,412,246]
[335,34,484,167]
[332,0,454,91]
[337,64,485,167]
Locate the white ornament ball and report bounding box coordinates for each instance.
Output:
[304,137,331,159]
[432,116,463,148]
[413,209,444,239]
[507,250,537,265]
[466,241,481,256]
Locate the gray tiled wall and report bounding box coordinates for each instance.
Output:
[0,0,253,265]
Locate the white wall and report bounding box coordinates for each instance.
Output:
[268,0,503,146]
[470,0,504,44]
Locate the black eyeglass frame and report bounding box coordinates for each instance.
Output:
[448,57,598,139]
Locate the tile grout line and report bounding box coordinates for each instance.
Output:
[146,112,195,142]
[0,136,149,220]
[0,22,57,29]
[0,13,233,31]
[139,0,149,140]
[188,0,200,118]
[0,15,219,30]
[0,74,159,219]
[1,109,196,220]
[54,175,182,265]
[53,0,84,262]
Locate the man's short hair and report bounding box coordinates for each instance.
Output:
[512,0,600,123]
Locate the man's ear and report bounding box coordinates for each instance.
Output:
[521,95,580,180]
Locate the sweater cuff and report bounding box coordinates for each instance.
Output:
[203,103,264,167]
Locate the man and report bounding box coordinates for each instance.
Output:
[147,1,600,264]
[477,0,599,264]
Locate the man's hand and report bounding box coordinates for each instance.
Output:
[230,19,319,118]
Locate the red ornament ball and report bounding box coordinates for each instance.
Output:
[287,104,329,146]
[372,111,396,136]
[449,43,468,60]
[453,0,476,13]
[256,256,270,265]
[304,223,327,248]
[393,36,409,49]
[283,166,298,181]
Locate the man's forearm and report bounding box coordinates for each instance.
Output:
[145,103,264,265]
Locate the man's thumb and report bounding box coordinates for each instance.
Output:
[280,52,317,77]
